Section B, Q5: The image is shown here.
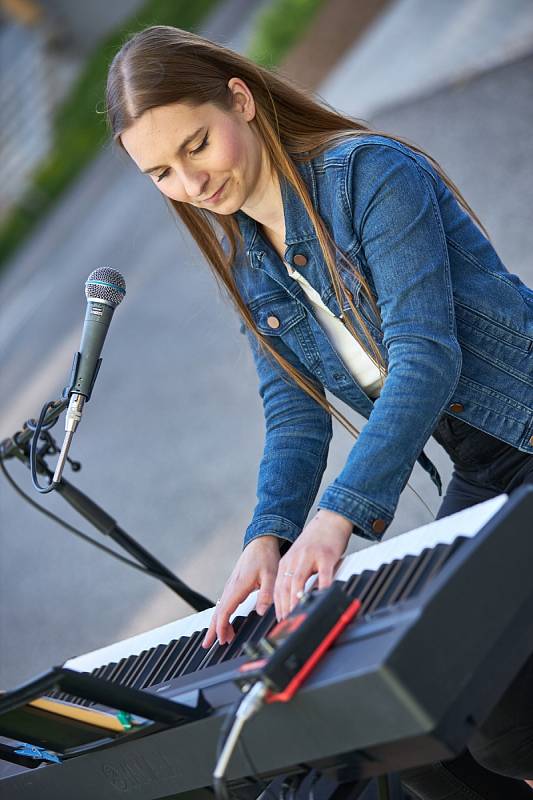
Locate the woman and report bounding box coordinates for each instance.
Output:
[106,26,533,798]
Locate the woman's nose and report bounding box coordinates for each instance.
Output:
[178,167,209,201]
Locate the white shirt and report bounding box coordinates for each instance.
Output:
[285,262,383,399]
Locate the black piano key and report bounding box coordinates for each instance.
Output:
[99,660,121,680]
[149,636,198,685]
[118,650,150,688]
[220,614,259,660]
[357,565,390,607]
[110,655,140,687]
[344,570,376,601]
[122,647,159,689]
[149,639,189,686]
[51,691,69,703]
[223,607,277,663]
[196,641,225,671]
[181,630,213,675]
[369,556,424,612]
[53,685,88,706]
[100,658,126,684]
[236,605,277,661]
[359,562,397,613]
[381,558,418,608]
[222,610,273,661]
[107,655,137,687]
[385,555,422,606]
[448,535,468,558]
[199,616,249,669]
[401,542,458,600]
[365,558,407,614]
[149,634,194,686]
[221,606,282,665]
[168,631,206,679]
[394,547,438,602]
[90,664,110,680]
[137,644,172,689]
[141,641,183,688]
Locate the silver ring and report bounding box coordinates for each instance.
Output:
[296,590,304,599]
[215,599,221,605]
[283,571,295,577]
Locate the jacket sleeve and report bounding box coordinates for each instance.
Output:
[318,143,462,540]
[242,327,333,549]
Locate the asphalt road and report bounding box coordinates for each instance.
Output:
[1,40,532,687]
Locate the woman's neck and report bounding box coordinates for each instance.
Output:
[240,153,286,245]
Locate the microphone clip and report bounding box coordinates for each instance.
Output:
[63,351,102,403]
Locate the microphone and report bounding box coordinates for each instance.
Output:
[52,268,126,485]
[70,267,127,400]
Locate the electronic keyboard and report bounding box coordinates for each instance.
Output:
[2,488,533,800]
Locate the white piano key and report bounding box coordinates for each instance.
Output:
[66,494,508,673]
[335,493,508,581]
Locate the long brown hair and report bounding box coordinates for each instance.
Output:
[106,25,486,446]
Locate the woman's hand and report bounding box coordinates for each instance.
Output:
[202,535,281,649]
[274,509,352,620]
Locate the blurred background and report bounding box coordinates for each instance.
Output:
[1,0,533,688]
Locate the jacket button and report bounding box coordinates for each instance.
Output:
[449,402,464,413]
[529,436,533,447]
[267,315,280,329]
[345,290,354,302]
[293,253,308,267]
[372,518,387,535]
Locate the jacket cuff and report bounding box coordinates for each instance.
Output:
[318,485,393,541]
[243,515,300,550]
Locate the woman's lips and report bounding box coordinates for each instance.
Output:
[204,179,228,204]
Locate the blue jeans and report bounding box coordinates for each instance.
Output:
[401,417,533,799]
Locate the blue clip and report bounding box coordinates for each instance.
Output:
[14,744,62,764]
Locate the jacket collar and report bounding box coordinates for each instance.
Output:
[234,157,340,308]
[235,157,318,253]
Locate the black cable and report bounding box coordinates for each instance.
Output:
[29,399,60,493]
[238,738,279,800]
[0,457,212,597]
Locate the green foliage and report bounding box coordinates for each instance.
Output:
[247,0,325,67]
[0,0,219,267]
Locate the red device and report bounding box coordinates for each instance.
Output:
[238,583,361,703]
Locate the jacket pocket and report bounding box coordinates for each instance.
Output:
[249,290,307,337]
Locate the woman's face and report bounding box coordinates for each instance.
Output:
[121,78,266,215]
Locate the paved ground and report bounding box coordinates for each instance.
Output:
[321,0,533,118]
[1,2,532,688]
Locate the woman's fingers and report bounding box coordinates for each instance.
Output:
[202,606,219,649]
[215,582,252,646]
[275,554,337,620]
[256,570,276,616]
[289,570,309,613]
[202,536,281,648]
[317,559,335,590]
[274,565,302,621]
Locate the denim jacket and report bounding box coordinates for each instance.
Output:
[232,135,533,545]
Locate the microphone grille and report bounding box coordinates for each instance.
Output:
[85,268,126,307]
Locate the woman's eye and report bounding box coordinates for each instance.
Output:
[156,168,170,183]
[191,133,209,155]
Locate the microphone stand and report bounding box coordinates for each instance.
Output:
[0,398,213,612]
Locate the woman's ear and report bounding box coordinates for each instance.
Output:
[227,77,256,121]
